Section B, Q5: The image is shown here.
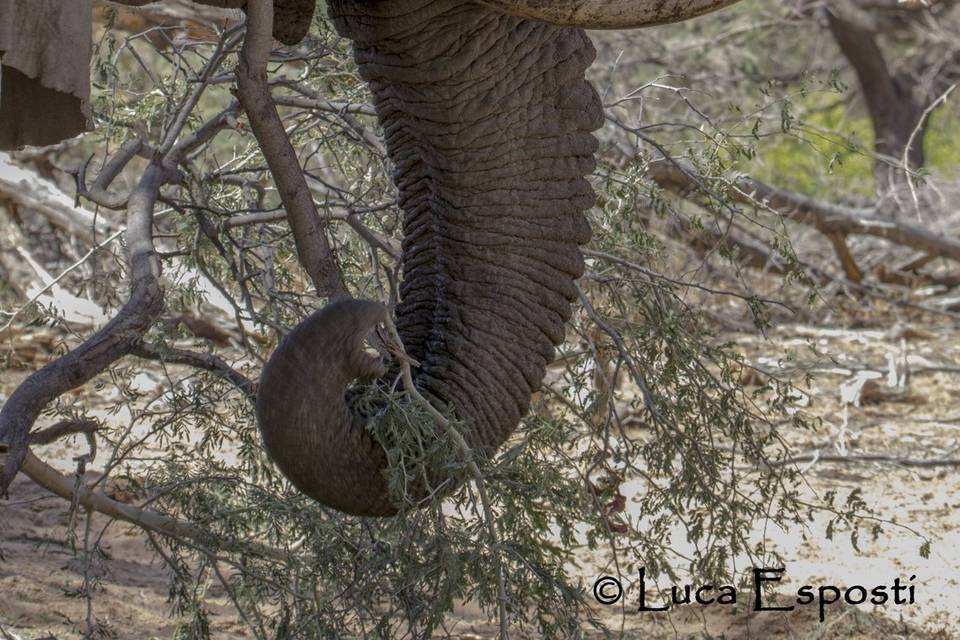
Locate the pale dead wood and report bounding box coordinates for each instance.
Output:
[0,153,115,244]
[0,206,43,298]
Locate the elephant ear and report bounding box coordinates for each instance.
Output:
[0,0,315,151]
[254,0,603,516]
[0,0,93,150]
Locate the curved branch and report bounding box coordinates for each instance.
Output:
[130,340,257,402]
[0,161,165,495]
[17,450,286,562]
[74,137,146,210]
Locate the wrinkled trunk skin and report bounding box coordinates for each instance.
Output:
[256,0,602,516]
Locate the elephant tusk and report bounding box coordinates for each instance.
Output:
[474,0,743,29]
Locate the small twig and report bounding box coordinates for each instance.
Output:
[584,248,794,312]
[576,285,659,419]
[129,341,257,402]
[0,227,125,335]
[903,84,956,220]
[15,450,288,562]
[211,561,269,640]
[380,314,510,640]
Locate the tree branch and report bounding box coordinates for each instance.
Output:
[0,160,165,495]
[235,5,349,300]
[129,340,257,402]
[27,419,99,446]
[74,136,146,211]
[16,449,287,562]
[645,156,960,265]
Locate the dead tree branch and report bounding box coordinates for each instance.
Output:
[0,154,115,243]
[644,156,960,265]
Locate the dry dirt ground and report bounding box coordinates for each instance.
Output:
[1,313,959,639]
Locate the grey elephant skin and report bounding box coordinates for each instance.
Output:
[258,0,741,516]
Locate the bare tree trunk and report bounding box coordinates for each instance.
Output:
[826,4,927,212]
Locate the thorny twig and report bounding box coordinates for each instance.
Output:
[380,313,510,640]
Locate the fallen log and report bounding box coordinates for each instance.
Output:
[0,152,115,243]
[644,155,960,265]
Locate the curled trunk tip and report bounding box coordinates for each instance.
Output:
[256,299,397,516]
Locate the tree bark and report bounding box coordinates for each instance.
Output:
[826,5,927,207]
[0,162,165,494]
[235,1,349,301]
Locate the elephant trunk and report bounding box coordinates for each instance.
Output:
[256,0,603,516]
[256,300,397,515]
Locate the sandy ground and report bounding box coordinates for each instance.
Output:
[2,317,960,639]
